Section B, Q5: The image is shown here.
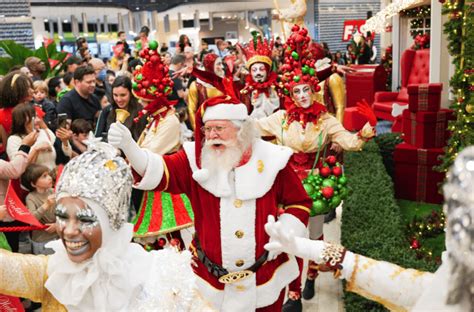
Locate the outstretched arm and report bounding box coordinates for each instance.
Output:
[264,217,434,311]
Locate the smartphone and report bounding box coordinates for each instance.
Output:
[56,113,68,129]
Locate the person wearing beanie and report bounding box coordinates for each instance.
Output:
[109,78,312,310]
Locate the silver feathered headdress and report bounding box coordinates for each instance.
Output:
[55,141,133,231]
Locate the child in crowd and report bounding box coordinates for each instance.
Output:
[176,107,193,143]
[32,80,57,130]
[71,119,92,154]
[21,164,57,255]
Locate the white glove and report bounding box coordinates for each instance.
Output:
[264,215,326,262]
[108,122,147,176]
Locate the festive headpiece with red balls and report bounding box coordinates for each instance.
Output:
[131,40,175,118]
[280,25,323,96]
[242,31,273,69]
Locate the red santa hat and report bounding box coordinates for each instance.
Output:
[191,77,249,183]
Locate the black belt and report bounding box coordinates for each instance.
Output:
[193,236,269,284]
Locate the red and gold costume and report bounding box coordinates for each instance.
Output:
[240,36,282,119]
[256,25,376,300]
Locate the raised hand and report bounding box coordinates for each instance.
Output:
[108,122,133,150]
[356,99,377,127]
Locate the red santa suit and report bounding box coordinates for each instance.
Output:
[132,97,311,310]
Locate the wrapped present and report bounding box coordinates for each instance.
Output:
[394,143,445,204]
[402,109,453,148]
[343,107,367,131]
[407,83,442,112]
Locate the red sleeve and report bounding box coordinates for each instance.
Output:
[276,164,311,226]
[316,66,333,82]
[155,150,193,195]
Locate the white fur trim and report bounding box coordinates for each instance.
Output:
[315,57,332,71]
[278,213,308,238]
[203,103,248,122]
[133,149,164,190]
[183,140,293,200]
[192,168,210,183]
[235,140,293,200]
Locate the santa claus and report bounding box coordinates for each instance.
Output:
[108,86,312,310]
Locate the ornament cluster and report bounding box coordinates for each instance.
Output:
[302,156,349,217]
[279,25,321,96]
[132,40,174,100]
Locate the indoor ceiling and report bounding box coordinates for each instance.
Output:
[30,0,245,12]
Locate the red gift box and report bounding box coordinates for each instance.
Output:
[407,83,442,112]
[394,143,445,204]
[346,65,387,107]
[402,109,453,148]
[343,107,366,131]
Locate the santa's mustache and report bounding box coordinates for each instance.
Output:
[254,74,265,79]
[205,139,231,147]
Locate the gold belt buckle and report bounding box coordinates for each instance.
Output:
[218,270,253,284]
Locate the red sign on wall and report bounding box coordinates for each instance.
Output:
[342,20,367,41]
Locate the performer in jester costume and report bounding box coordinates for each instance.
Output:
[256,25,377,311]
[129,40,194,249]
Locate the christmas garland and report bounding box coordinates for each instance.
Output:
[406,210,446,263]
[437,0,474,173]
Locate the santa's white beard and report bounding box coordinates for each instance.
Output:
[201,139,243,177]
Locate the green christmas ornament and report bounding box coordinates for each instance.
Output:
[284,89,290,95]
[148,40,159,50]
[164,86,171,93]
[293,75,301,83]
[147,86,157,94]
[136,74,143,81]
[132,81,138,90]
[302,65,309,74]
[291,51,299,60]
[322,179,336,188]
[339,176,347,185]
[339,187,349,199]
[311,200,327,217]
[330,195,342,208]
[303,183,314,195]
[309,68,316,76]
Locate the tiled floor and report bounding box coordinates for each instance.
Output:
[302,206,344,311]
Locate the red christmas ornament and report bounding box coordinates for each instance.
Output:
[141,80,150,88]
[320,166,331,177]
[321,186,334,199]
[410,238,420,249]
[158,237,167,247]
[150,55,160,63]
[332,166,343,177]
[326,155,337,165]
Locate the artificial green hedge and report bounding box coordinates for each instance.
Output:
[341,140,438,311]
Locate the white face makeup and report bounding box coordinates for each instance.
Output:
[214,57,225,78]
[292,84,313,108]
[55,197,102,263]
[250,63,268,83]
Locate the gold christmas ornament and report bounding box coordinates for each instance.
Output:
[466,104,474,114]
[115,109,130,123]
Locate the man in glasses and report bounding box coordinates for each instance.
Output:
[109,94,311,311]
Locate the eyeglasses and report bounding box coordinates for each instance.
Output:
[201,126,227,135]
